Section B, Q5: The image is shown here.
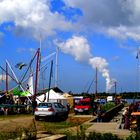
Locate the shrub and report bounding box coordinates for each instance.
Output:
[66,125,122,140]
[102,102,116,112]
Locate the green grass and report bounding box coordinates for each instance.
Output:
[43,121,78,129]
[102,102,116,112]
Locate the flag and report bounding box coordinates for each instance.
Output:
[15,62,27,70]
[136,48,140,59]
[136,53,139,59]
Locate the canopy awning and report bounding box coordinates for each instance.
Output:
[131,112,140,116]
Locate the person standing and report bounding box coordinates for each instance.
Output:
[31,96,37,115]
[96,106,104,122]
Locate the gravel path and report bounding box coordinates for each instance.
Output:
[86,120,131,138]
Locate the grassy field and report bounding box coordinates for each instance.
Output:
[0,114,92,139]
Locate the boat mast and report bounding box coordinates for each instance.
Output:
[136,47,140,98]
[39,34,42,89]
[95,67,98,99]
[34,48,40,98]
[55,46,59,87]
[6,62,8,95]
[114,81,117,94]
[47,60,53,102]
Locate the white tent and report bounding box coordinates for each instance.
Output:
[37,89,67,105]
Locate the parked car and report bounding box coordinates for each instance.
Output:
[74,98,92,115]
[34,102,68,121]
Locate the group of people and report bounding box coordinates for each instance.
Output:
[118,102,140,130]
[0,93,38,115]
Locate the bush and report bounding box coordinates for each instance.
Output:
[66,125,122,140]
[102,102,116,112]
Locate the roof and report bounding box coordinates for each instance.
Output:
[38,87,64,95]
[52,87,63,93]
[36,89,66,103]
[62,93,73,98]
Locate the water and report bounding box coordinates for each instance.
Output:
[125,99,140,104]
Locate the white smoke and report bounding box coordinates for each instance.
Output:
[56,35,115,92]
[89,57,113,92]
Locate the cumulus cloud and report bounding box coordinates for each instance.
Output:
[1,0,140,41]
[0,0,73,39]
[16,47,36,55]
[56,35,114,92]
[55,36,92,62]
[64,0,140,41]
[64,0,131,26]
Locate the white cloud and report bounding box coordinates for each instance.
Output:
[0,0,73,39]
[16,47,36,54]
[56,35,114,92]
[55,35,92,62]
[106,26,140,41]
[1,0,140,41]
[64,0,140,41]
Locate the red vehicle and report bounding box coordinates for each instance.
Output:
[74,98,92,114]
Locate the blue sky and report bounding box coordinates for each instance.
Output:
[0,0,140,93]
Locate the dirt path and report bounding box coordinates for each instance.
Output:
[86,122,131,138]
[0,115,34,132]
[0,114,131,139]
[0,114,92,133]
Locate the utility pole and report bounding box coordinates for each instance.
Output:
[95,67,98,99]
